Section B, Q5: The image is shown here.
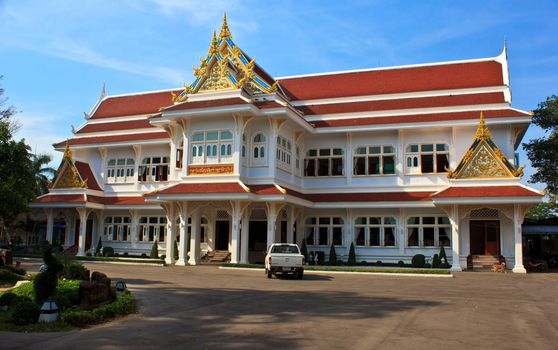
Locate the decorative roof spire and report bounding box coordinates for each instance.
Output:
[474,111,492,139]
[63,141,73,160]
[208,30,219,56]
[100,82,107,100]
[219,12,232,40]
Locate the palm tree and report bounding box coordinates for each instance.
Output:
[30,153,56,195]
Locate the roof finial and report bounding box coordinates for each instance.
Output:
[208,29,219,56]
[474,111,491,139]
[100,82,107,100]
[63,140,73,160]
[219,12,232,40]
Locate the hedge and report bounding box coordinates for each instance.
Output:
[60,293,137,327]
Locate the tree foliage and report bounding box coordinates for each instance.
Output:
[526,201,558,220]
[524,95,558,196]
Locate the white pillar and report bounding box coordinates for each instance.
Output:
[398,208,405,256]
[45,209,54,243]
[76,208,88,256]
[266,204,278,250]
[449,205,462,272]
[230,201,242,263]
[513,204,527,273]
[295,212,303,246]
[64,211,74,247]
[181,120,190,178]
[129,210,138,248]
[165,203,176,265]
[240,209,250,264]
[189,210,201,265]
[176,203,189,266]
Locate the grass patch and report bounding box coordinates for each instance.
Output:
[13,253,164,265]
[222,263,451,275]
[0,309,74,332]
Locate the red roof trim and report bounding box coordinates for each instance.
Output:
[433,186,542,198]
[76,119,154,134]
[302,191,435,202]
[33,194,85,204]
[297,92,505,116]
[162,98,248,112]
[147,182,248,196]
[87,196,151,205]
[311,109,530,128]
[91,90,179,119]
[55,131,169,147]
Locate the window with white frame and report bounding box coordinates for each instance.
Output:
[106,158,135,183]
[138,216,167,242]
[252,132,267,166]
[176,140,184,169]
[138,156,169,182]
[353,145,395,176]
[407,216,451,247]
[190,130,233,165]
[276,136,292,171]
[295,147,301,174]
[104,216,131,241]
[405,143,449,174]
[304,217,344,246]
[304,148,344,177]
[354,217,396,247]
[175,216,209,243]
[241,133,247,165]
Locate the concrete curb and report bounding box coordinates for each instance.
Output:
[218,266,454,278]
[15,257,165,267]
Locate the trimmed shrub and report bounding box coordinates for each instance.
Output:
[34,243,63,304]
[141,253,148,258]
[432,254,441,268]
[50,293,71,311]
[66,263,90,280]
[439,245,447,263]
[9,301,40,325]
[376,261,383,266]
[150,241,159,259]
[316,251,325,265]
[300,239,309,262]
[61,293,136,327]
[348,242,356,265]
[1,265,26,276]
[95,237,103,256]
[103,247,114,257]
[411,254,426,268]
[123,252,129,257]
[424,263,432,268]
[0,269,23,284]
[328,244,337,265]
[397,260,405,267]
[173,240,179,260]
[0,292,18,308]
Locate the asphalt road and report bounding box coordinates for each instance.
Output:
[1,261,557,350]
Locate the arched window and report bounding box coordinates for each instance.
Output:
[252,132,267,166]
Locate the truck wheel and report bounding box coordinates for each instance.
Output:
[267,270,272,279]
[297,270,304,279]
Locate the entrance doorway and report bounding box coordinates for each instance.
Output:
[470,220,500,255]
[73,219,93,250]
[249,221,267,263]
[215,220,230,250]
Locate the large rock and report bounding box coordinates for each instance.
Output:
[78,271,115,309]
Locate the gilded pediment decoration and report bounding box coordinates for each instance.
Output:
[447,112,523,179]
[51,142,87,189]
[171,13,278,103]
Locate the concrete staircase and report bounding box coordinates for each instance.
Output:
[471,255,501,270]
[205,250,231,263]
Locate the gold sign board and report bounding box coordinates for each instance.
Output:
[188,164,234,176]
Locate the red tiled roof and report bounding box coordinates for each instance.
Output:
[76,119,154,134]
[87,196,151,205]
[74,161,102,191]
[33,194,85,204]
[297,92,505,116]
[91,90,179,119]
[146,182,248,196]
[433,186,542,198]
[278,61,504,100]
[249,184,284,195]
[55,131,169,148]
[311,109,530,128]
[162,97,248,112]
[303,191,435,202]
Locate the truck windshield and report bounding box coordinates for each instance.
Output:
[271,245,299,254]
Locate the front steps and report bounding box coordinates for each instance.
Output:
[203,250,231,263]
[469,255,502,270]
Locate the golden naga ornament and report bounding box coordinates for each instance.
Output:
[447,112,525,179]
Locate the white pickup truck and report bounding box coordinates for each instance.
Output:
[265,243,305,279]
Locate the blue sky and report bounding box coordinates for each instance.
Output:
[1,0,556,190]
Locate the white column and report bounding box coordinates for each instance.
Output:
[63,211,74,247]
[230,201,242,263]
[181,120,190,178]
[133,145,141,188]
[165,203,176,265]
[93,210,104,251]
[129,210,138,248]
[45,208,54,243]
[449,205,462,272]
[76,208,88,256]
[169,139,177,181]
[266,204,278,250]
[398,208,405,256]
[295,213,303,246]
[287,206,295,243]
[346,133,352,186]
[240,209,250,264]
[189,210,201,265]
[513,204,527,273]
[176,202,189,266]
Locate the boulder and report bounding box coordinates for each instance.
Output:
[78,272,115,309]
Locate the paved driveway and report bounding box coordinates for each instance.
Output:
[1,262,558,350]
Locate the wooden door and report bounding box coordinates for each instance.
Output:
[215,220,229,250]
[484,220,500,256]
